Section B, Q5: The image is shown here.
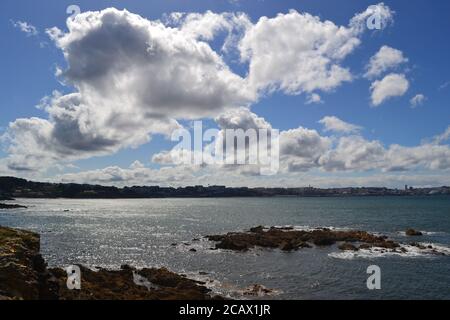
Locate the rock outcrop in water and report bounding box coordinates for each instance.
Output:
[0,203,27,209]
[206,226,401,252]
[0,225,221,300]
[405,228,423,236]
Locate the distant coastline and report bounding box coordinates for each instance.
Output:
[1,176,449,200]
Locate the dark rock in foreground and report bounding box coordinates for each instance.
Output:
[0,203,27,209]
[0,225,221,300]
[0,226,56,300]
[206,226,400,252]
[49,265,220,300]
[405,228,423,236]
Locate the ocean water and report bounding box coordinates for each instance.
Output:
[1,196,449,299]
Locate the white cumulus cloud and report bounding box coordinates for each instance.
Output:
[319,116,362,134]
[365,45,408,79]
[370,73,409,106]
[11,20,38,36]
[410,94,426,108]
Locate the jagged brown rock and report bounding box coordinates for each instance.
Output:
[0,226,222,300]
[206,226,400,252]
[242,284,275,296]
[405,228,423,236]
[338,243,358,251]
[49,265,221,300]
[0,226,57,300]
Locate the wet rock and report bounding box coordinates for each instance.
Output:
[375,240,400,249]
[0,226,57,300]
[295,241,312,249]
[213,237,250,251]
[242,284,275,297]
[405,229,423,236]
[313,237,335,246]
[338,243,358,251]
[249,226,264,233]
[0,203,27,209]
[207,226,400,252]
[410,242,427,250]
[0,226,224,300]
[279,241,295,251]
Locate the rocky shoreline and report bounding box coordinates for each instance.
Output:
[1,224,446,300]
[205,226,444,255]
[0,225,222,300]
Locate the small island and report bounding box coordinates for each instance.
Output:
[205,226,446,256]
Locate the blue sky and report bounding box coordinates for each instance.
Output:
[1,0,450,187]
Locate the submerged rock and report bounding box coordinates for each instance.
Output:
[242,284,275,297]
[279,241,295,251]
[410,242,427,250]
[338,243,358,251]
[0,203,27,209]
[405,229,423,236]
[249,226,265,233]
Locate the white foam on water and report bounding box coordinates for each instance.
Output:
[329,242,450,260]
[271,225,352,232]
[397,230,444,236]
[183,271,283,299]
[420,242,450,255]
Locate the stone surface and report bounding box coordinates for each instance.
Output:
[338,243,358,251]
[0,226,57,300]
[49,265,221,300]
[405,229,423,236]
[206,226,401,252]
[0,225,222,300]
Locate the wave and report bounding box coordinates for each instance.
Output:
[185,271,282,299]
[397,230,446,236]
[272,225,352,232]
[329,242,450,260]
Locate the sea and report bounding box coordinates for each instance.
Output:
[1,196,449,299]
